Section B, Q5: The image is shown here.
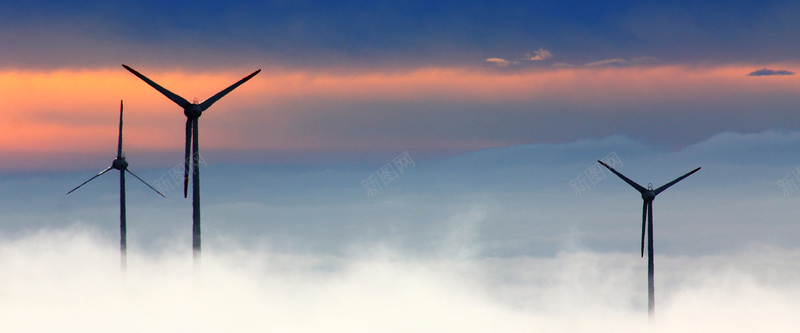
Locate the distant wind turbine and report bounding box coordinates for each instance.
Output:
[67,101,165,273]
[597,160,700,319]
[122,64,260,267]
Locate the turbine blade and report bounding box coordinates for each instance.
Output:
[653,167,701,196]
[67,166,113,194]
[597,160,647,193]
[126,169,166,198]
[184,118,192,198]
[122,65,192,109]
[641,200,647,257]
[198,69,261,111]
[117,100,124,159]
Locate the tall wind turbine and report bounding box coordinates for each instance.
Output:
[122,65,261,266]
[597,161,700,318]
[68,101,165,272]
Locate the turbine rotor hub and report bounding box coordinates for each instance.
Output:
[112,157,128,170]
[184,104,203,119]
[642,191,655,201]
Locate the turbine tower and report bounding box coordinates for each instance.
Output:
[597,161,700,319]
[122,64,260,268]
[68,101,165,273]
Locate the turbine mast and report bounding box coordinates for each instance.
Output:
[647,201,654,319]
[120,166,127,273]
[192,118,201,270]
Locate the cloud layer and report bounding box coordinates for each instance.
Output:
[11,129,800,258]
[3,130,800,330]
[747,68,795,76]
[2,63,800,171]
[1,228,799,332]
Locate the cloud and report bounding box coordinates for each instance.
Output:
[584,58,631,68]
[9,130,800,333]
[22,129,800,259]
[488,48,552,68]
[485,58,515,67]
[4,63,800,171]
[526,48,553,61]
[747,68,795,76]
[554,57,659,69]
[2,228,800,332]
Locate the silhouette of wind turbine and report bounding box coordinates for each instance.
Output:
[597,161,700,319]
[68,100,165,272]
[122,64,260,266]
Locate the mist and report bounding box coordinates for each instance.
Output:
[2,131,800,331]
[0,227,798,332]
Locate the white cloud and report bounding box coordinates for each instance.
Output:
[579,56,659,68]
[488,48,552,67]
[2,229,800,332]
[486,58,515,67]
[7,130,800,330]
[526,48,553,61]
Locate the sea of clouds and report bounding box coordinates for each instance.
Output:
[0,226,798,332]
[3,130,800,331]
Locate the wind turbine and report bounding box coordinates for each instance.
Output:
[68,100,165,273]
[122,64,261,267]
[597,161,700,318]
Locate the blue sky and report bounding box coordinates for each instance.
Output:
[2,1,798,69]
[2,1,800,331]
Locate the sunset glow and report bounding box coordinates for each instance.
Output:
[2,63,798,166]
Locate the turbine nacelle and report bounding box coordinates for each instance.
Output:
[112,157,129,171]
[184,104,203,119]
[67,100,166,199]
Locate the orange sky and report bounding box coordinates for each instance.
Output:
[1,63,798,170]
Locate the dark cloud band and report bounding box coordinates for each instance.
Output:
[747,68,795,76]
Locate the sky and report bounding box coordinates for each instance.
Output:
[2,0,800,331]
